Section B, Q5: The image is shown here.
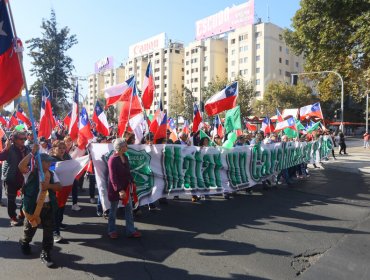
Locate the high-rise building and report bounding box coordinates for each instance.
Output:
[125,33,184,115]
[87,65,125,116]
[227,22,304,98]
[184,38,228,107]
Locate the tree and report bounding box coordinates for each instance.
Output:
[201,76,256,120]
[283,0,370,105]
[168,88,185,120]
[183,87,195,122]
[27,10,77,119]
[254,82,317,116]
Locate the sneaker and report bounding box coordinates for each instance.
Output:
[20,240,31,255]
[108,231,118,239]
[59,223,67,230]
[53,234,63,243]
[103,210,110,219]
[127,231,142,238]
[71,204,82,211]
[90,198,96,204]
[40,250,55,268]
[10,217,21,227]
[96,211,103,217]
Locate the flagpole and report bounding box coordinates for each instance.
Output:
[5,0,44,181]
[124,77,136,137]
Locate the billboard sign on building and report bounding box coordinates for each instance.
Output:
[195,0,254,40]
[95,56,114,73]
[129,33,166,58]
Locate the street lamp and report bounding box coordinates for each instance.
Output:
[291,70,344,131]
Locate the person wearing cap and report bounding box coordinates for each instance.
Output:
[25,131,34,149]
[0,131,31,226]
[18,145,62,268]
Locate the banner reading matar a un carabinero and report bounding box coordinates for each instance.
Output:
[89,136,332,211]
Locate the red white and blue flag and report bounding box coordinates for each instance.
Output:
[299,102,324,120]
[16,104,31,127]
[92,101,109,136]
[117,80,143,136]
[77,107,93,149]
[0,115,6,126]
[182,120,190,135]
[0,0,24,107]
[149,100,164,134]
[213,115,224,138]
[104,76,135,108]
[69,83,79,141]
[192,103,203,133]
[153,113,167,143]
[141,62,155,110]
[204,81,238,116]
[38,86,56,139]
[167,117,178,142]
[261,117,274,134]
[274,116,296,132]
[7,111,18,128]
[63,111,71,128]
[276,109,284,122]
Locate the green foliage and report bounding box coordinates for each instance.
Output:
[283,0,370,105]
[168,88,185,119]
[27,10,77,119]
[183,87,195,122]
[255,82,316,116]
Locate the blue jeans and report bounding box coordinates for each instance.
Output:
[108,194,135,236]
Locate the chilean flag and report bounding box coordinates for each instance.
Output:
[276,109,284,122]
[0,115,6,126]
[16,105,31,127]
[0,1,24,107]
[104,76,135,108]
[141,62,155,110]
[7,111,18,128]
[205,81,238,116]
[153,113,167,143]
[246,122,257,132]
[117,80,143,137]
[63,111,71,128]
[77,107,93,149]
[92,101,109,136]
[299,102,324,120]
[149,101,164,134]
[274,116,296,132]
[69,83,79,141]
[182,120,190,135]
[38,86,56,139]
[167,117,178,142]
[213,115,224,138]
[261,117,274,134]
[192,103,202,133]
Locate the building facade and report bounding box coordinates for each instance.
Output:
[227,22,304,98]
[87,66,125,116]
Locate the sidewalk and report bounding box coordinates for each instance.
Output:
[320,138,370,174]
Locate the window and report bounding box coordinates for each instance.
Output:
[231,49,235,55]
[243,69,248,75]
[239,46,243,52]
[286,48,289,54]
[244,45,248,51]
[164,101,167,105]
[186,70,189,75]
[256,55,260,61]
[204,56,207,61]
[279,69,282,75]
[255,91,261,97]
[231,38,236,44]
[155,76,160,81]
[175,50,180,54]
[239,58,243,64]
[163,75,167,79]
[239,70,243,75]
[231,60,235,66]
[154,68,160,72]
[279,57,282,63]
[279,46,282,52]
[256,43,260,49]
[285,59,289,65]
[186,61,189,65]
[243,57,248,63]
[203,66,208,71]
[194,78,198,82]
[256,79,260,85]
[231,72,235,77]
[204,76,207,82]
[296,62,299,68]
[256,67,260,73]
[164,92,167,96]
[255,32,262,38]
[155,59,160,64]
[285,71,291,77]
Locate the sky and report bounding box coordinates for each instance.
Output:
[9,0,301,100]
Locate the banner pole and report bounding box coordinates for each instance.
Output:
[5,0,44,181]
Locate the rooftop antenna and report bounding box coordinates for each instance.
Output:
[267,0,270,22]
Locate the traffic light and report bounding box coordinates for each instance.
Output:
[291,75,298,86]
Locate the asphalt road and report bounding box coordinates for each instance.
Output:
[0,141,369,280]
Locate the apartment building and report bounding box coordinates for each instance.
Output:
[184,38,228,106]
[125,33,184,115]
[227,22,304,98]
[87,66,125,116]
